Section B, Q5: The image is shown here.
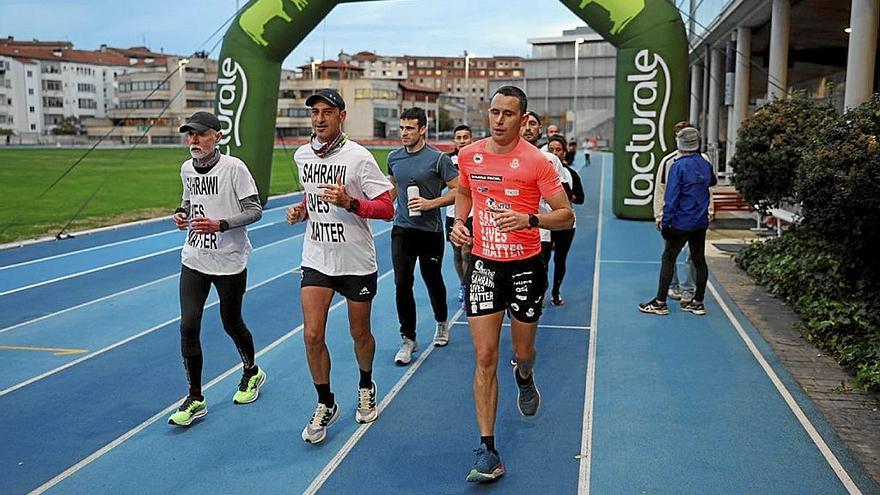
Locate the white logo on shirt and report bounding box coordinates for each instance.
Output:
[510,159,520,169]
[474,153,483,164]
[359,286,370,295]
[505,189,519,197]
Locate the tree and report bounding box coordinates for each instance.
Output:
[52,116,80,135]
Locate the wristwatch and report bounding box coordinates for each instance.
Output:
[527,214,540,229]
[346,198,361,213]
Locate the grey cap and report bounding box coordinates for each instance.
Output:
[179,111,221,133]
[305,88,345,111]
[676,127,700,152]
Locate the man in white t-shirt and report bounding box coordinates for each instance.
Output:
[286,89,394,444]
[168,111,266,427]
[445,124,474,307]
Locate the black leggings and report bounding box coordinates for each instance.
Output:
[392,226,447,340]
[179,265,255,396]
[550,229,576,298]
[657,227,708,302]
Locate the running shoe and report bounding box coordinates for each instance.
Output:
[681,300,707,315]
[638,299,669,315]
[394,337,418,365]
[356,381,378,424]
[302,402,339,444]
[509,355,517,367]
[551,295,565,306]
[514,366,541,416]
[681,291,695,303]
[466,444,505,483]
[667,286,683,300]
[233,366,266,404]
[168,396,207,426]
[433,321,450,347]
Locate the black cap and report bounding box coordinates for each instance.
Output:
[179,111,221,133]
[305,88,345,111]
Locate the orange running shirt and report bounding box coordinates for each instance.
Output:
[458,137,563,261]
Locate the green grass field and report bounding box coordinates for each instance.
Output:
[0,147,391,244]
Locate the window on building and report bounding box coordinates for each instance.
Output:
[77,83,96,93]
[29,106,35,112]
[278,107,310,118]
[42,96,63,108]
[43,80,62,91]
[31,124,36,130]
[28,88,34,95]
[78,98,97,109]
[26,70,33,77]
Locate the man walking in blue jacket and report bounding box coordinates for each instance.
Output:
[639,127,717,316]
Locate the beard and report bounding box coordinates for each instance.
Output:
[190,146,212,160]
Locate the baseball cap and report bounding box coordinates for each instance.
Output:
[179,111,221,133]
[305,88,345,111]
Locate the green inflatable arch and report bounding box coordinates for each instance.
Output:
[214,0,687,219]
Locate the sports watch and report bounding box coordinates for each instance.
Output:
[527,214,540,229]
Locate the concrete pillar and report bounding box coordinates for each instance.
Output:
[689,61,703,125]
[707,46,723,153]
[845,0,879,110]
[767,0,790,100]
[728,27,751,168]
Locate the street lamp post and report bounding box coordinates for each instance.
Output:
[463,50,470,126]
[572,37,584,141]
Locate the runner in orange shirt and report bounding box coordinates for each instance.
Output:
[451,86,573,483]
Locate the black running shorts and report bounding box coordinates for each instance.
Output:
[465,254,547,323]
[301,267,377,302]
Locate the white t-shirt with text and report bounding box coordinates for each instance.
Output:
[295,140,392,276]
[180,154,258,275]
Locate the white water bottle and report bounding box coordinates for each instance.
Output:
[407,179,421,217]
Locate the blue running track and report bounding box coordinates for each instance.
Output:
[1,154,876,494]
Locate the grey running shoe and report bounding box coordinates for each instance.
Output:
[466,444,505,483]
[514,366,541,416]
[433,321,450,347]
[394,337,418,365]
[355,381,378,424]
[301,402,339,444]
[667,286,682,300]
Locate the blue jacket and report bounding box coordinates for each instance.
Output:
[662,154,717,231]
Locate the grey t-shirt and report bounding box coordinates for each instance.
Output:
[388,144,458,232]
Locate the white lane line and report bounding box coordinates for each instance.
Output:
[707,281,862,494]
[450,321,589,331]
[601,259,660,264]
[0,268,295,398]
[0,274,178,336]
[0,232,305,336]
[29,268,396,495]
[578,155,605,494]
[0,202,295,271]
[0,218,288,297]
[2,226,393,396]
[304,306,466,495]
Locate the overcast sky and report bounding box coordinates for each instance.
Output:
[1,0,593,68]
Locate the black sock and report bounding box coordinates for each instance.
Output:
[481,436,496,453]
[315,383,335,408]
[359,369,372,389]
[243,364,259,377]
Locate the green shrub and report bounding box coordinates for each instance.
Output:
[736,230,880,391]
[797,94,880,281]
[730,92,835,214]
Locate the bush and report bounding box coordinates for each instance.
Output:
[797,94,880,281]
[736,230,880,391]
[730,92,835,213]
